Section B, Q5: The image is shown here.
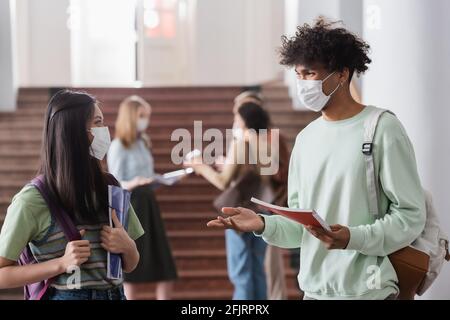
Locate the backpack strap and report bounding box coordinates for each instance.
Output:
[445,241,450,261]
[30,175,81,242]
[24,175,81,299]
[362,107,396,217]
[104,173,121,187]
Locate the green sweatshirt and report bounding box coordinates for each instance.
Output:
[257,106,426,299]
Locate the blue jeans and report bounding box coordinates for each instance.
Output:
[46,286,126,300]
[225,229,267,300]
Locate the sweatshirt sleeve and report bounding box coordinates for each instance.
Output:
[254,137,303,249]
[346,126,426,256]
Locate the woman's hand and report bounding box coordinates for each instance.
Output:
[0,233,91,289]
[100,210,135,254]
[305,224,350,250]
[214,155,226,172]
[207,207,265,234]
[100,209,139,273]
[122,176,153,191]
[56,230,91,272]
[183,155,204,174]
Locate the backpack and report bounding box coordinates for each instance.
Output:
[363,107,450,299]
[18,175,81,300]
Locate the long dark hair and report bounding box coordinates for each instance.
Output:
[39,90,108,223]
[237,102,271,130]
[237,101,289,205]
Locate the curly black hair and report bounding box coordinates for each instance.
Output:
[279,17,371,80]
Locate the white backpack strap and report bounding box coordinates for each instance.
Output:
[444,239,450,261]
[363,107,395,217]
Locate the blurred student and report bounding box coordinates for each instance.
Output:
[231,91,289,300]
[0,90,143,300]
[107,96,177,300]
[185,102,283,300]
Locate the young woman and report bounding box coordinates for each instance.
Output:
[185,101,284,300]
[0,90,144,300]
[107,96,177,300]
[237,93,290,300]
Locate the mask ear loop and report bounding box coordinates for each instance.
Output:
[326,81,342,97]
[322,71,336,83]
[322,72,343,97]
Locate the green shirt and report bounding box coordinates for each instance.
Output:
[0,184,145,289]
[257,106,426,299]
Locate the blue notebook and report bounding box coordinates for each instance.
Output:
[107,185,131,279]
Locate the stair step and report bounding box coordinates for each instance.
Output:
[0,147,184,157]
[0,194,216,205]
[130,288,302,300]
[168,269,298,292]
[0,186,219,203]
[0,116,313,129]
[0,175,212,186]
[0,129,301,145]
[0,194,220,221]
[1,194,219,217]
[167,230,225,251]
[163,212,216,231]
[13,85,291,102]
[172,248,297,270]
[8,102,298,117]
[0,134,298,148]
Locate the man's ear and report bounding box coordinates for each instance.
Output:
[339,68,351,84]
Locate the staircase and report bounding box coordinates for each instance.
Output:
[0,86,318,300]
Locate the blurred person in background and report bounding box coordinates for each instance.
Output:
[107,96,177,300]
[185,100,287,300]
[231,91,291,300]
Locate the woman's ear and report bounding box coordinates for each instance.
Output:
[87,128,94,144]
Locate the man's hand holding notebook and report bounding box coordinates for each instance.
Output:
[250,198,351,249]
[250,197,331,231]
[207,198,350,250]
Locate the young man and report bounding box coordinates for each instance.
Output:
[207,19,426,300]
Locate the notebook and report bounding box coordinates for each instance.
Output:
[150,168,194,189]
[107,185,131,279]
[250,197,331,231]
